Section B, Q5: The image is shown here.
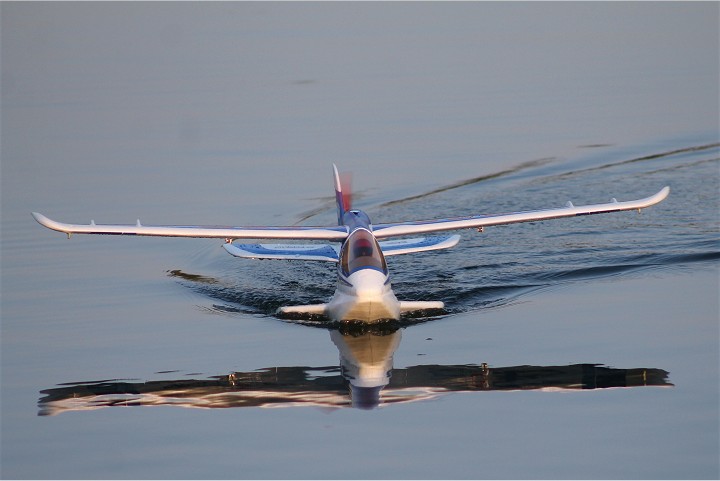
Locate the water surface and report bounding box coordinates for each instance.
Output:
[2,3,718,479]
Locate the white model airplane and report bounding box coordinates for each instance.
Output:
[33,165,669,323]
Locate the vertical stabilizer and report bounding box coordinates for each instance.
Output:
[333,164,352,225]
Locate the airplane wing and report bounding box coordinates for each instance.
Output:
[31,212,348,241]
[33,186,669,242]
[370,186,669,239]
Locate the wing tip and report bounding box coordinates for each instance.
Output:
[628,186,670,209]
[650,186,670,205]
[32,212,53,228]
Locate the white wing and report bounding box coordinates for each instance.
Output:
[31,212,348,241]
[33,187,669,242]
[371,187,669,239]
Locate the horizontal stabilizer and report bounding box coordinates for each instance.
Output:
[223,243,339,262]
[379,235,460,256]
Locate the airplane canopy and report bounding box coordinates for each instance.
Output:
[340,229,388,276]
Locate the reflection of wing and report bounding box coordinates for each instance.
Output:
[371,187,669,239]
[31,212,348,241]
[38,363,673,415]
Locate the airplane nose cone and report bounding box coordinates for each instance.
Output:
[350,269,387,298]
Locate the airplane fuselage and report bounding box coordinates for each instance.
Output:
[327,210,401,322]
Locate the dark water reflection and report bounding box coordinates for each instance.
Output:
[39,325,671,415]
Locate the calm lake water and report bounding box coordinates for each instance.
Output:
[2,3,719,479]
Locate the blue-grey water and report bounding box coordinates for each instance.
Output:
[2,3,719,479]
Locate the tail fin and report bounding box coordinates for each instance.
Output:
[333,164,352,225]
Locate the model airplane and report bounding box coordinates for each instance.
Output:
[33,165,669,322]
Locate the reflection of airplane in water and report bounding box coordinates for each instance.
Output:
[39,327,672,415]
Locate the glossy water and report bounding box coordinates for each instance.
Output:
[2,3,719,479]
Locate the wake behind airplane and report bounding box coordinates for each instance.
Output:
[33,165,669,323]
